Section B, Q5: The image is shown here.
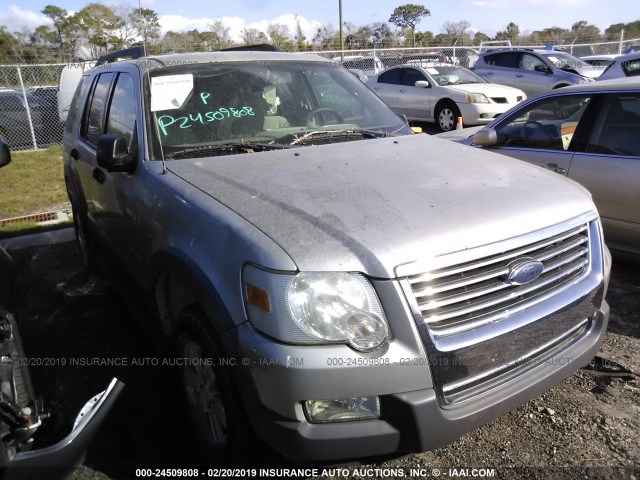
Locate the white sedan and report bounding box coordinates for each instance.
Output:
[366,64,527,131]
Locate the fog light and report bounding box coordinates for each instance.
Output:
[304,396,380,423]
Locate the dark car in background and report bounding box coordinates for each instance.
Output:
[0,88,63,150]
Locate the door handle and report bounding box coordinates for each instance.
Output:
[70,148,79,160]
[399,88,406,93]
[545,163,566,174]
[92,167,106,184]
[515,74,524,77]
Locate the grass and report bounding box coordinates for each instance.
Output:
[0,145,67,219]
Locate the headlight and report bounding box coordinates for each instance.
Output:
[466,93,490,104]
[288,272,388,351]
[242,266,390,352]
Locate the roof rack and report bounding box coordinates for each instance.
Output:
[221,44,280,52]
[96,46,145,66]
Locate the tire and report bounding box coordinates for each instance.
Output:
[176,308,249,457]
[70,197,98,273]
[436,101,461,132]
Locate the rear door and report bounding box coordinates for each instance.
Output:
[477,52,519,87]
[568,92,640,254]
[370,68,402,112]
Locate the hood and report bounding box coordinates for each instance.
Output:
[168,135,595,278]
[451,83,525,98]
[435,125,483,145]
[566,64,602,79]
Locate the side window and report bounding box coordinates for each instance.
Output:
[585,94,640,156]
[378,68,402,85]
[65,76,92,133]
[402,68,426,86]
[520,54,547,71]
[0,94,26,111]
[622,58,640,77]
[106,73,137,145]
[484,52,521,68]
[82,72,114,147]
[495,94,592,150]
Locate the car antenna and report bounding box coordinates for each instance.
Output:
[139,0,167,174]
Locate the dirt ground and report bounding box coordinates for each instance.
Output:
[6,238,639,480]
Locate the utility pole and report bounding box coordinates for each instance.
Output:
[339,0,344,59]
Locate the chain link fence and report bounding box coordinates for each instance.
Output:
[1,37,638,151]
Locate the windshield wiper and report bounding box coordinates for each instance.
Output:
[165,142,289,159]
[288,128,394,145]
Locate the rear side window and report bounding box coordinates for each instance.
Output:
[622,58,640,77]
[378,68,402,85]
[586,94,640,156]
[484,52,521,68]
[65,76,92,133]
[82,72,114,147]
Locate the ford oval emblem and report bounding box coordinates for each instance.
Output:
[505,257,544,286]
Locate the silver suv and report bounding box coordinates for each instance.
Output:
[473,48,601,96]
[62,46,610,463]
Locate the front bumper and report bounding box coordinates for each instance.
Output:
[231,299,608,463]
[457,102,513,126]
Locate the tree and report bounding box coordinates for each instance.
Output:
[294,16,307,51]
[372,22,394,47]
[312,24,339,50]
[241,28,268,45]
[473,32,491,45]
[496,22,520,44]
[389,4,431,47]
[267,23,291,50]
[442,20,472,45]
[205,19,234,50]
[131,8,161,46]
[75,3,120,57]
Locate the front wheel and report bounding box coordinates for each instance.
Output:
[176,308,249,456]
[436,102,462,132]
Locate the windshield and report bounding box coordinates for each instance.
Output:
[541,52,588,70]
[426,66,487,86]
[145,61,410,159]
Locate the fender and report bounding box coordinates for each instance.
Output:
[148,247,238,335]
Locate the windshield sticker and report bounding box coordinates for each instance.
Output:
[150,74,194,111]
[547,56,560,63]
[156,107,255,136]
[427,68,439,74]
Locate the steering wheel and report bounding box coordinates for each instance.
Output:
[521,120,554,140]
[302,108,343,126]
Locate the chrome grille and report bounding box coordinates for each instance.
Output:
[407,224,590,341]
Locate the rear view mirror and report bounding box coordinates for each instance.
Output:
[534,64,551,74]
[97,134,136,173]
[0,141,10,168]
[473,127,498,146]
[415,80,430,88]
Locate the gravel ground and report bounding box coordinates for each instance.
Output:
[6,240,639,480]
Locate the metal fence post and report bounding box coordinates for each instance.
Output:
[619,29,625,54]
[16,65,39,150]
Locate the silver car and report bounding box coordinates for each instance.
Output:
[473,49,601,97]
[437,77,640,258]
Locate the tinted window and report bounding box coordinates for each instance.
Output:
[83,73,114,147]
[402,68,426,86]
[378,68,402,85]
[65,76,92,133]
[622,58,640,77]
[0,93,25,111]
[484,52,521,68]
[106,73,137,144]
[495,94,592,150]
[585,94,640,156]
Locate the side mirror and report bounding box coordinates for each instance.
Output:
[473,127,498,147]
[415,80,430,88]
[534,64,551,74]
[97,134,136,173]
[0,141,10,168]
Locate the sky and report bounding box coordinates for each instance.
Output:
[0,0,638,43]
